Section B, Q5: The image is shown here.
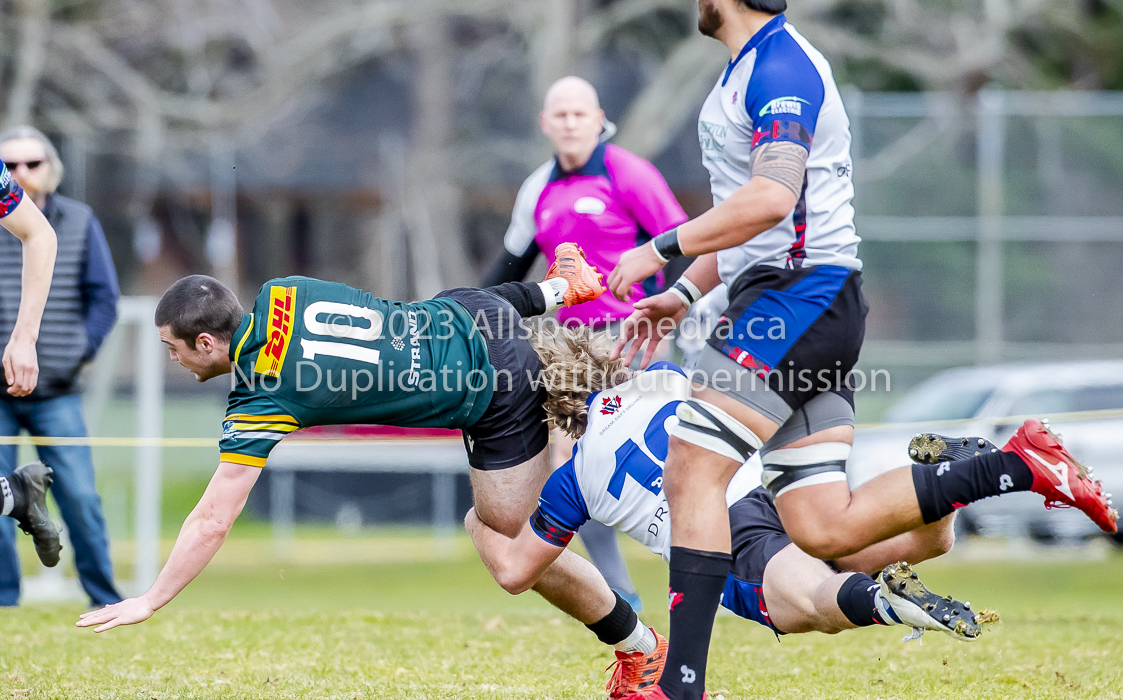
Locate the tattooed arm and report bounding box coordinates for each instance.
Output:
[670,141,807,257]
[748,141,809,198]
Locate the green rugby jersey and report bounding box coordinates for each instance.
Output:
[219,277,494,467]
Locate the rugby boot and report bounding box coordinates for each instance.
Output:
[621,687,706,700]
[1001,419,1117,533]
[879,562,981,642]
[546,242,606,307]
[606,628,668,700]
[908,433,999,464]
[7,461,62,567]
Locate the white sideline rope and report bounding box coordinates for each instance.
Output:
[1,407,1121,447]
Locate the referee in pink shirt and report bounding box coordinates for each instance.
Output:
[483,76,688,611]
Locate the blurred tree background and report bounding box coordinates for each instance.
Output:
[1,0,1121,373]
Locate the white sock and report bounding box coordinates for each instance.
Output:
[538,278,569,310]
[614,619,657,655]
[874,590,901,625]
[0,477,13,516]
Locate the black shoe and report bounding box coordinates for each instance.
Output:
[880,562,982,642]
[9,462,62,567]
[908,433,999,465]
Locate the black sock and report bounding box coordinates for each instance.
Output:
[836,573,886,627]
[911,450,1033,523]
[658,547,731,700]
[585,591,637,646]
[481,281,545,318]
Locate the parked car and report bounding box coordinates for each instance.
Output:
[849,361,1123,542]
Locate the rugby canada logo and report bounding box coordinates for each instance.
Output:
[600,395,623,415]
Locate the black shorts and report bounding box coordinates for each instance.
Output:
[721,486,792,633]
[693,264,868,434]
[436,288,549,471]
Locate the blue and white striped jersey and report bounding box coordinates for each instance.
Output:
[697,13,861,281]
[530,362,762,562]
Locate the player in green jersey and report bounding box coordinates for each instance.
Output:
[78,245,631,641]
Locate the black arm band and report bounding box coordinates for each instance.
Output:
[651,227,683,262]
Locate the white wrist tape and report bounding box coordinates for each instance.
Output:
[676,277,702,303]
[668,286,692,309]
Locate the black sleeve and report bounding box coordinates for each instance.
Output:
[482,282,547,319]
[481,241,540,287]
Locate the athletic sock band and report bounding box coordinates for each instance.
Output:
[672,400,763,464]
[760,442,850,497]
[616,619,657,655]
[538,278,569,310]
[586,591,638,647]
[836,573,883,627]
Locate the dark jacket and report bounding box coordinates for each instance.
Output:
[0,194,120,399]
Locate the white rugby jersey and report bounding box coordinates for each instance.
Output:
[530,362,762,562]
[697,13,861,283]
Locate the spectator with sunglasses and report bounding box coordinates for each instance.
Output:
[0,126,122,608]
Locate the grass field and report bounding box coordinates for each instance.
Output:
[4,397,1123,697]
[3,532,1123,699]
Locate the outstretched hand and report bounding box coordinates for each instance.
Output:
[610,292,689,369]
[607,243,666,302]
[77,596,156,633]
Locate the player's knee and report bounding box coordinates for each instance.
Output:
[932,526,955,557]
[493,567,536,596]
[922,519,956,559]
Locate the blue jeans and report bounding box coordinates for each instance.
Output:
[0,394,123,607]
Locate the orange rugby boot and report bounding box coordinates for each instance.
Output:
[546,242,606,307]
[606,628,668,700]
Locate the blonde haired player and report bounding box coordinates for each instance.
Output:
[467,326,982,699]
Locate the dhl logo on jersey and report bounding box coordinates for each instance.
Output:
[254,285,297,377]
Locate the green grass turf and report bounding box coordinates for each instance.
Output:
[6,397,1120,696]
[3,534,1123,699]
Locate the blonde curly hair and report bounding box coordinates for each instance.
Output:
[528,322,631,439]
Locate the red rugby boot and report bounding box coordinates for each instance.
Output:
[606,628,668,699]
[1002,419,1117,533]
[620,687,706,700]
[546,242,606,307]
